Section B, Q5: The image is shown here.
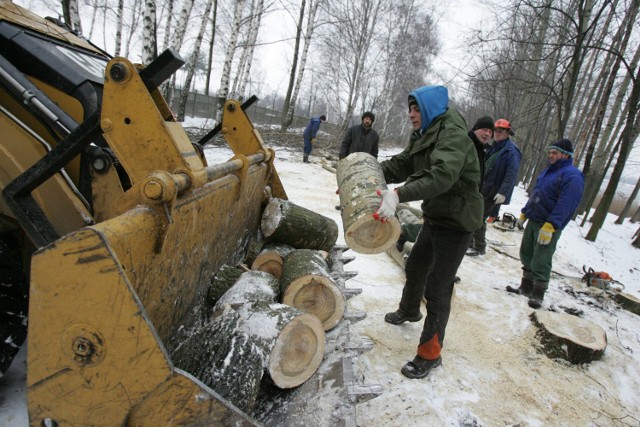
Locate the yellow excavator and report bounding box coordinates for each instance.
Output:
[0,1,307,425]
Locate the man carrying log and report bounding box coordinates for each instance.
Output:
[374,85,483,379]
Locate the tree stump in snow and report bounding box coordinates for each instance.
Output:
[612,291,640,316]
[171,307,264,414]
[236,302,325,389]
[207,264,245,307]
[280,249,346,331]
[212,270,281,313]
[261,198,338,251]
[251,243,295,279]
[336,152,400,254]
[530,310,607,364]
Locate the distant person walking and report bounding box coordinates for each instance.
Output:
[508,139,584,308]
[339,111,380,159]
[302,114,326,163]
[467,118,521,256]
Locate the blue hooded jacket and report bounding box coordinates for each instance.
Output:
[522,158,584,230]
[303,117,322,139]
[409,86,449,133]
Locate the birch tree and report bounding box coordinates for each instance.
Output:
[141,0,157,64]
[217,0,246,122]
[233,0,265,99]
[62,0,83,35]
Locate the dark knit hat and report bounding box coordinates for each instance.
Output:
[549,138,573,157]
[320,115,327,121]
[362,111,375,123]
[472,116,494,131]
[408,95,418,110]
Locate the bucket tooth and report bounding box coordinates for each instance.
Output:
[343,287,363,299]
[343,309,367,323]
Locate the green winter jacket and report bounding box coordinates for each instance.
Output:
[381,108,483,233]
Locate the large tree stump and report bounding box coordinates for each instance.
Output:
[212,270,281,312]
[171,307,264,414]
[612,291,640,316]
[280,249,346,331]
[336,152,401,254]
[530,310,607,364]
[251,243,295,279]
[261,198,338,251]
[236,302,325,389]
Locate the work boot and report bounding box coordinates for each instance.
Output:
[506,276,534,297]
[384,310,422,325]
[528,281,548,309]
[401,355,442,379]
[303,155,309,163]
[466,247,485,256]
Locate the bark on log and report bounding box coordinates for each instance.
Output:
[251,243,295,279]
[336,152,401,254]
[386,241,414,269]
[530,310,607,364]
[171,307,264,414]
[612,291,640,316]
[261,198,338,251]
[280,249,346,331]
[212,270,281,312]
[397,203,423,225]
[236,302,325,389]
[207,264,245,307]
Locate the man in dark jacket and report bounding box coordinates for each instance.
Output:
[374,85,483,380]
[467,118,521,256]
[302,114,326,163]
[468,116,494,190]
[507,139,584,308]
[339,111,380,159]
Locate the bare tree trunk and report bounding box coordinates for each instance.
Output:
[63,0,83,35]
[615,175,640,224]
[280,0,306,130]
[141,0,157,64]
[114,0,124,56]
[237,0,265,98]
[216,0,246,122]
[177,0,215,121]
[161,0,175,52]
[204,0,218,96]
[586,64,640,241]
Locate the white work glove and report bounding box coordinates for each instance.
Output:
[493,193,506,204]
[516,213,526,230]
[374,189,399,221]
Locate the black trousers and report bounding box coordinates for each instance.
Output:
[399,223,472,347]
[470,195,498,251]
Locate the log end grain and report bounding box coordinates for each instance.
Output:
[283,274,346,331]
[269,312,325,389]
[344,214,401,254]
[530,310,607,364]
[251,252,284,279]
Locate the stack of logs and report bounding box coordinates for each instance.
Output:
[174,197,350,416]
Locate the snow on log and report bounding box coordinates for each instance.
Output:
[261,198,338,251]
[212,270,281,312]
[336,152,401,254]
[530,310,607,364]
[171,307,264,414]
[251,243,295,279]
[236,302,325,389]
[280,249,346,331]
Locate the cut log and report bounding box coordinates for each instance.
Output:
[336,152,401,254]
[280,249,346,331]
[171,307,264,414]
[386,241,414,268]
[251,243,295,279]
[261,198,338,251]
[236,302,325,389]
[612,291,640,316]
[396,203,423,225]
[530,310,607,364]
[212,270,281,312]
[207,264,245,307]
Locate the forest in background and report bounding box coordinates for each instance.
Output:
[14,0,640,243]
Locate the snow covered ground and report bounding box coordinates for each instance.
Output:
[1,140,639,426]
